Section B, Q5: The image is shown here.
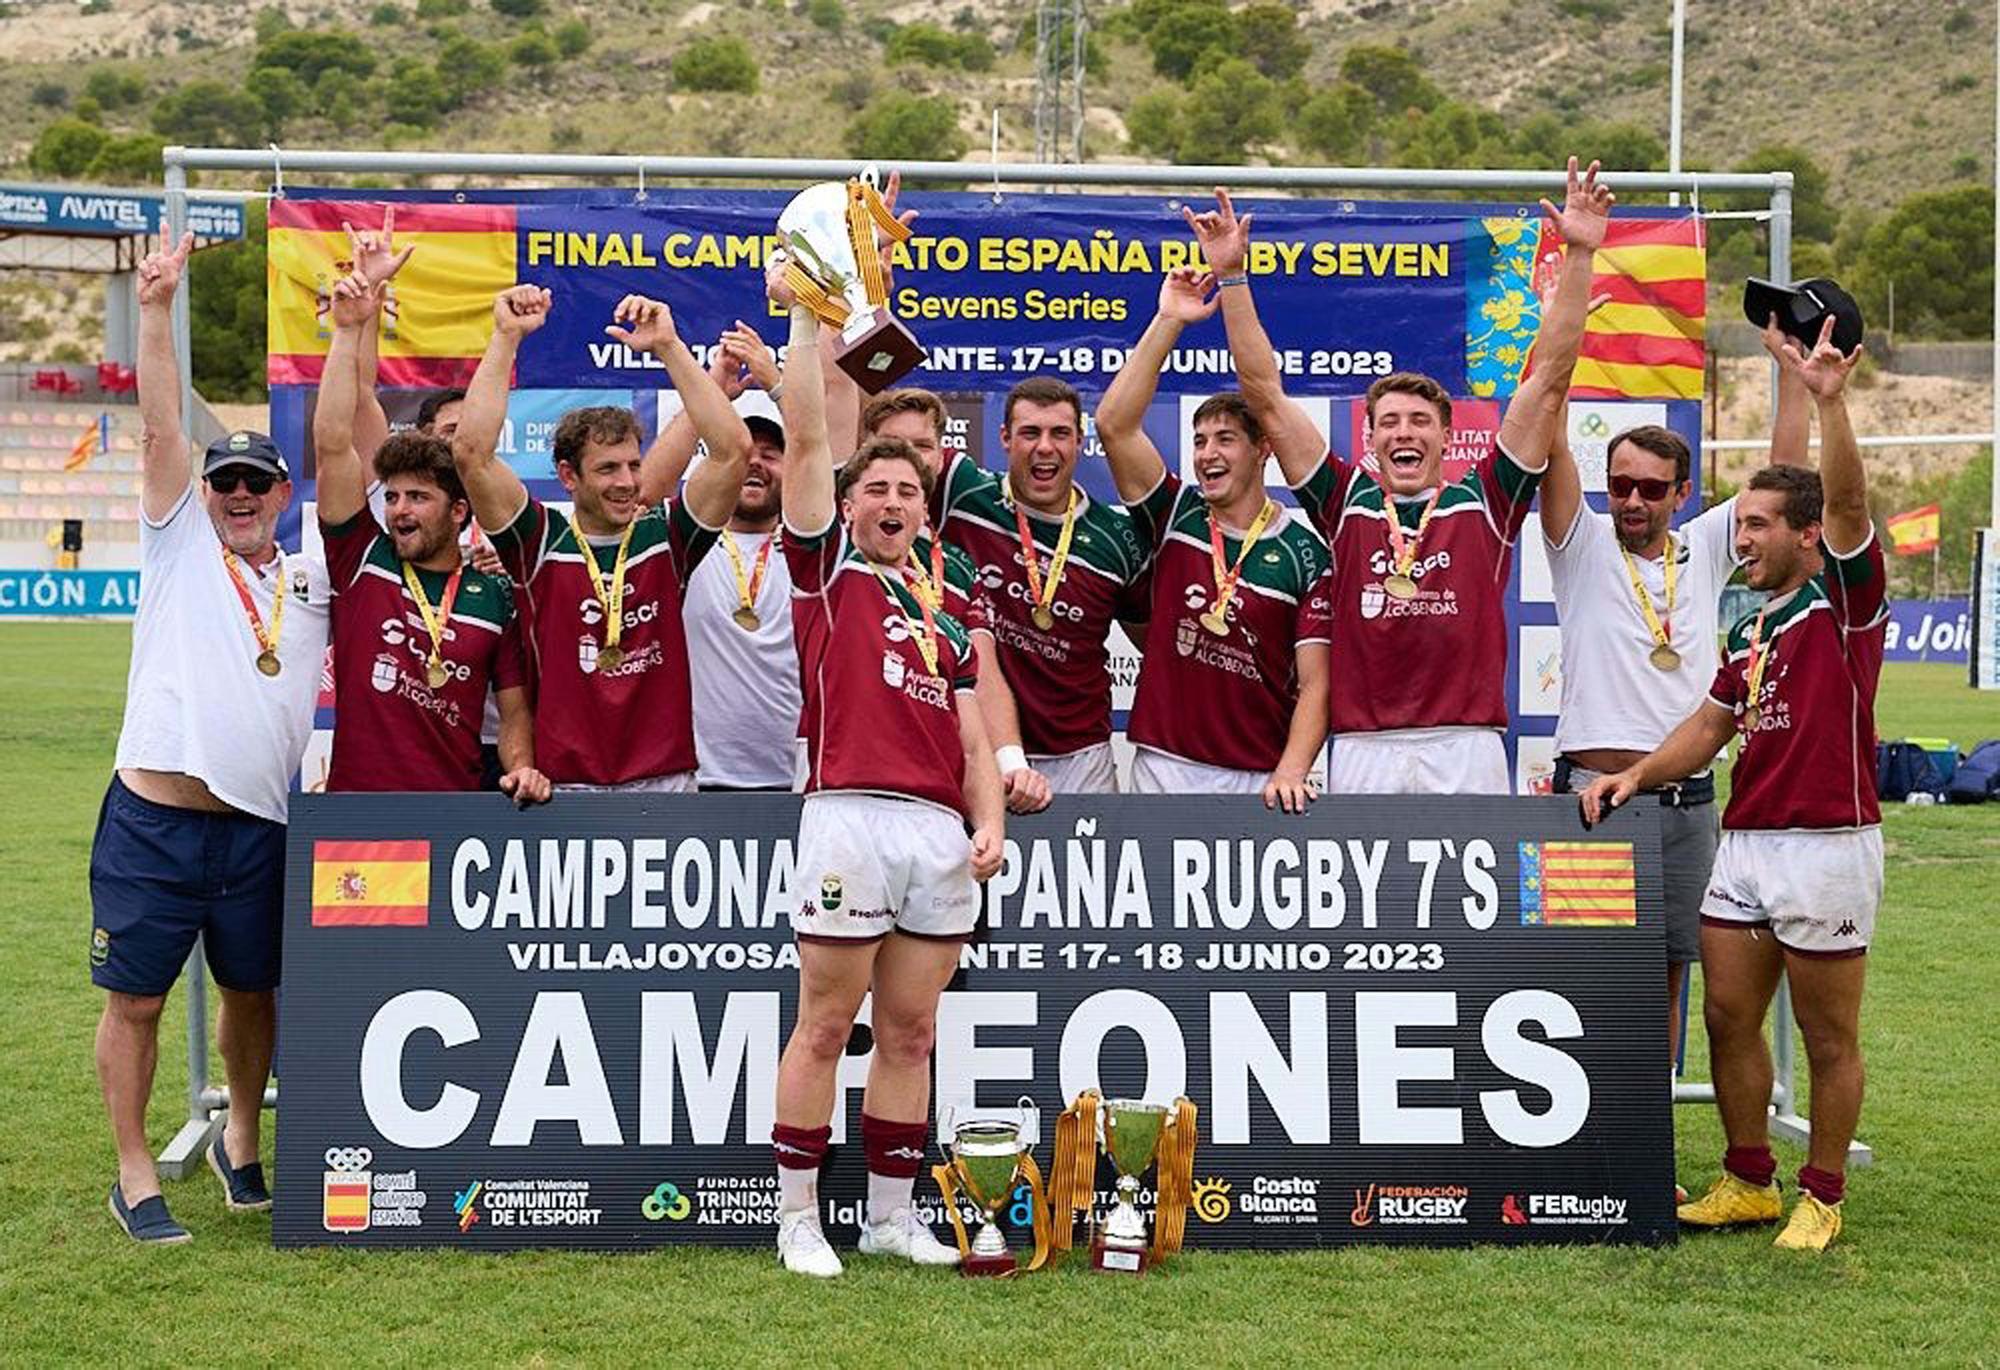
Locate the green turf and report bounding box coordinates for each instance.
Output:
[2,627,1995,1366]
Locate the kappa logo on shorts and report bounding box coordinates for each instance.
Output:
[1835,919,1858,938]
[89,927,110,967]
[819,875,844,912]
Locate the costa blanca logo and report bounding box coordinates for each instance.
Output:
[371,653,400,693]
[1350,1182,1468,1227]
[1191,1177,1233,1223]
[643,1182,693,1221]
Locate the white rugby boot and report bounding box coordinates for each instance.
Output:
[777,1208,843,1277]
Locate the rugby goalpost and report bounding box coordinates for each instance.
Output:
[153,146,1863,1177]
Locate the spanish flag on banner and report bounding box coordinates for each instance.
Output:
[267,200,516,387]
[310,839,431,926]
[1885,503,1941,556]
[1534,216,1706,401]
[1518,840,1638,927]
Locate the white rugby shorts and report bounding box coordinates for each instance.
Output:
[1128,747,1268,795]
[1030,742,1119,795]
[1326,728,1509,796]
[790,792,980,942]
[1700,827,1884,958]
[555,770,697,794]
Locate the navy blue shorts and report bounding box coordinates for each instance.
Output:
[88,776,286,996]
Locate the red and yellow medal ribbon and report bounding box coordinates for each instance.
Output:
[568,512,634,654]
[221,546,286,666]
[904,536,947,613]
[1384,486,1444,581]
[1208,498,1277,619]
[1743,601,1773,732]
[1620,536,1678,653]
[1007,485,1078,625]
[872,561,940,675]
[401,559,463,680]
[722,530,774,616]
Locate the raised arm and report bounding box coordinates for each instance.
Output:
[450,286,546,532]
[776,268,834,534]
[637,334,752,506]
[134,225,194,521]
[1097,268,1217,503]
[312,275,379,527]
[1538,398,1582,545]
[1187,188,1326,485]
[1781,316,1869,551]
[343,210,414,470]
[1499,157,1614,467]
[606,295,750,525]
[1758,313,1812,468]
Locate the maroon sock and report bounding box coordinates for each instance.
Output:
[1724,1144,1777,1188]
[772,1122,831,1172]
[860,1112,928,1179]
[1797,1165,1846,1205]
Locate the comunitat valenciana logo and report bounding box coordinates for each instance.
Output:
[643,1182,692,1221]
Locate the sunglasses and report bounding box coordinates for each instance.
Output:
[207,468,280,496]
[1607,475,1677,501]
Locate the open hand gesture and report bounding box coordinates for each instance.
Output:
[720,320,779,391]
[1159,266,1219,324]
[1776,314,1863,400]
[494,285,553,339]
[1540,156,1614,253]
[1183,186,1252,276]
[136,225,194,309]
[606,295,678,353]
[343,205,415,288]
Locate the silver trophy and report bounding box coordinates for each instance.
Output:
[775,173,926,392]
[943,1098,1039,1277]
[1092,1098,1168,1273]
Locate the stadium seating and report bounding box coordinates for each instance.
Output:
[0,402,145,547]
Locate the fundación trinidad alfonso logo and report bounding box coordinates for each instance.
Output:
[1191,1177,1233,1223]
[310,840,431,927]
[643,1182,692,1221]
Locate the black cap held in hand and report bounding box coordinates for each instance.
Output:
[1743,276,1865,354]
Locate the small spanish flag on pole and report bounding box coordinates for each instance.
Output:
[65,412,108,471]
[1885,503,1941,556]
[311,839,431,926]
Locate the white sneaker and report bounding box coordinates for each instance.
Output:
[777,1209,843,1278]
[858,1207,962,1266]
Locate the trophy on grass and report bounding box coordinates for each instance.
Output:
[775,171,926,392]
[934,1098,1042,1277]
[1091,1096,1199,1275]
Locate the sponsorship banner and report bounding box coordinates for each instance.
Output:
[0,568,140,617]
[275,794,1674,1251]
[1883,597,1971,664]
[1976,529,2000,689]
[0,181,244,240]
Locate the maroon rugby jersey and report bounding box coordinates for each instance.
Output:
[787,519,980,818]
[1124,475,1330,772]
[1296,444,1541,733]
[322,514,526,792]
[1709,535,1888,830]
[933,455,1151,756]
[490,496,717,785]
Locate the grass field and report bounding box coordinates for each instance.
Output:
[1,626,1995,1366]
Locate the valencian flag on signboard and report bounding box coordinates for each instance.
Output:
[310,839,431,926]
[1517,840,1638,927]
[65,412,108,471]
[1885,503,1941,556]
[267,201,515,386]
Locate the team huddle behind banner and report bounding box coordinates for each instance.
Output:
[263,188,1709,777]
[275,795,1674,1251]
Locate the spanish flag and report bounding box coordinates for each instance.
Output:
[1885,503,1941,556]
[267,200,516,387]
[65,413,107,471]
[1541,216,1706,401]
[1518,840,1638,927]
[310,839,431,926]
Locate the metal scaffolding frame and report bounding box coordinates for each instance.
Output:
[153,145,1860,1178]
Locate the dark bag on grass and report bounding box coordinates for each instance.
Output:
[1946,740,2000,804]
[1877,741,1945,802]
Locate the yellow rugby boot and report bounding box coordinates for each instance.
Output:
[1773,1192,1843,1251]
[1676,1173,1782,1227]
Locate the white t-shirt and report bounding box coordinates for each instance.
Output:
[1547,496,1737,756]
[682,527,801,788]
[114,486,332,823]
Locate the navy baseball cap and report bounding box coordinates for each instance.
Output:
[202,430,290,479]
[1743,276,1865,354]
[745,414,786,450]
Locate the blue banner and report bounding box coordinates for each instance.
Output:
[0,182,244,240]
[1884,598,1970,663]
[0,569,141,617]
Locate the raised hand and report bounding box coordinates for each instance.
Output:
[136,225,194,309]
[1539,156,1614,252]
[765,253,799,311]
[720,319,779,391]
[605,294,679,353]
[707,337,749,400]
[326,273,378,331]
[342,205,415,288]
[876,168,918,291]
[493,285,553,339]
[1756,310,1793,363]
[1777,315,1864,400]
[1158,266,1220,324]
[1183,186,1253,276]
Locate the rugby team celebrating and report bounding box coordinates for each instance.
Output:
[90,160,1886,1264]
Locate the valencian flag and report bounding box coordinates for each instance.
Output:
[1885,503,1942,556]
[267,201,515,387]
[1517,840,1638,927]
[65,412,108,471]
[310,839,431,926]
[1530,216,1705,401]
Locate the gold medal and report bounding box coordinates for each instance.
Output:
[721,531,774,635]
[255,648,281,677]
[1384,573,1418,600]
[1740,601,1773,737]
[1032,605,1055,630]
[1205,498,1278,632]
[732,606,761,631]
[1199,608,1229,636]
[1382,487,1442,602]
[597,643,623,672]
[1009,486,1078,638]
[1649,644,1682,672]
[1742,706,1760,732]
[1621,539,1682,679]
[223,547,287,677]
[570,513,635,679]
[402,560,463,695]
[426,659,449,688]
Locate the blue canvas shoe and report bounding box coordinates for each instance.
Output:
[108,1184,191,1244]
[208,1134,272,1212]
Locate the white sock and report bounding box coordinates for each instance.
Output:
[867,1171,915,1225]
[779,1168,817,1216]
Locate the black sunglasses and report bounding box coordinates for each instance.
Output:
[1607,475,1676,501]
[207,467,280,496]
